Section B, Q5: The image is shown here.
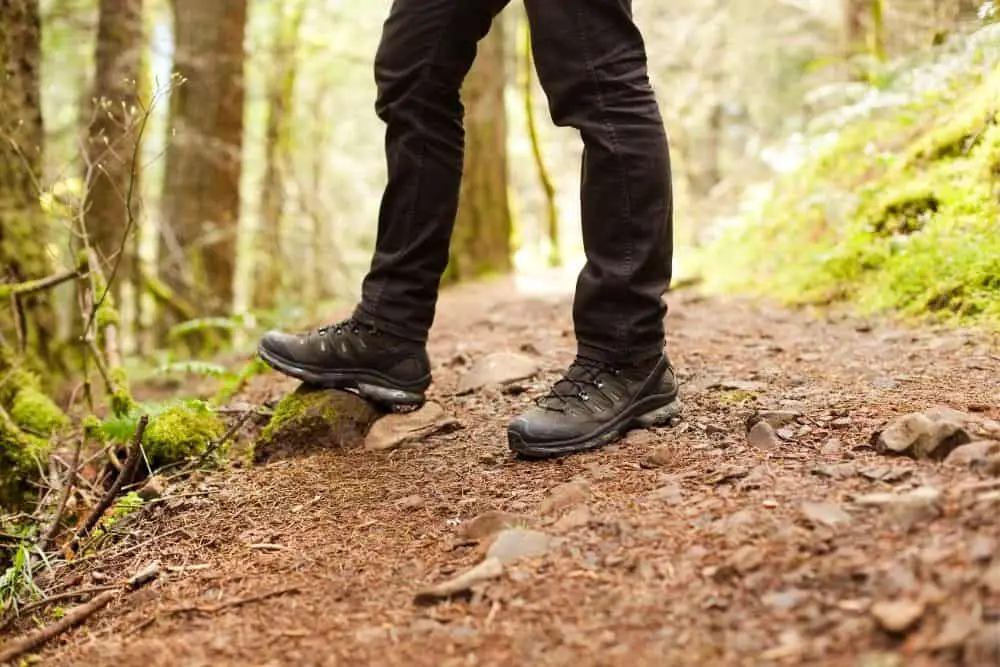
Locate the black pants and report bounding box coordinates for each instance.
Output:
[353,0,674,366]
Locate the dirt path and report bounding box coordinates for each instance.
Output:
[27,275,1000,667]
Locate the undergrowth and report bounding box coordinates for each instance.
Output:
[694,25,1000,330]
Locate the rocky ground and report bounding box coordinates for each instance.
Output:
[10,275,1000,667]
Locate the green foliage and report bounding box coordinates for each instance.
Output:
[155,360,233,379]
[167,317,240,342]
[695,38,1000,329]
[0,541,41,615]
[95,398,225,469]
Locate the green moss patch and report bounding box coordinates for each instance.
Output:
[694,53,1000,329]
[254,386,381,464]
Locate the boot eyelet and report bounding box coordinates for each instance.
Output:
[579,391,590,401]
[595,380,604,389]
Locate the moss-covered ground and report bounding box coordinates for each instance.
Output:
[692,34,1000,330]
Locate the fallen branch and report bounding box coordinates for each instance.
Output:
[0,585,118,633]
[0,590,118,663]
[67,415,149,554]
[0,562,160,662]
[38,437,83,553]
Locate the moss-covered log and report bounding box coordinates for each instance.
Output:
[253,386,381,464]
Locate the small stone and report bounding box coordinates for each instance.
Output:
[138,475,166,501]
[553,506,592,533]
[414,558,504,605]
[538,480,591,515]
[801,501,852,528]
[931,608,979,650]
[872,411,972,460]
[705,423,727,436]
[945,440,1000,468]
[640,446,676,469]
[748,422,781,450]
[396,494,425,510]
[831,417,852,429]
[751,409,802,430]
[365,402,461,451]
[821,438,843,456]
[762,588,809,611]
[982,563,1000,594]
[969,536,996,563]
[871,599,925,634]
[645,483,684,505]
[486,529,556,565]
[458,511,528,541]
[855,486,942,530]
[456,353,541,394]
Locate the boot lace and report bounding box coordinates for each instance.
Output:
[537,358,619,413]
[315,318,380,338]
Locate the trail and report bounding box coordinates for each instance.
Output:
[29,275,1000,667]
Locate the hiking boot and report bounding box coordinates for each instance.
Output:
[256,318,431,409]
[507,354,681,458]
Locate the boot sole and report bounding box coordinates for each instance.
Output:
[256,345,428,410]
[507,394,683,459]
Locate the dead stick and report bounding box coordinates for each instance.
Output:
[0,586,118,633]
[0,590,117,663]
[67,415,148,553]
[38,437,83,553]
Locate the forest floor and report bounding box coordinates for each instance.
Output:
[21,273,1000,667]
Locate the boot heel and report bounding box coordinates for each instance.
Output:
[635,398,683,428]
[357,382,425,411]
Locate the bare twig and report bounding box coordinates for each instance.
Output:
[0,585,118,633]
[0,590,118,663]
[38,438,83,553]
[194,409,255,468]
[67,415,149,553]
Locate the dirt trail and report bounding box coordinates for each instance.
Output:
[27,275,1000,667]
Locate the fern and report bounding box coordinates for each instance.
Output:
[155,360,234,379]
[167,316,240,341]
[98,398,212,444]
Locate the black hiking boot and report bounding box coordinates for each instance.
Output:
[507,354,681,459]
[256,318,431,409]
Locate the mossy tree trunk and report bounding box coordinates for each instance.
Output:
[0,0,57,366]
[842,0,886,78]
[253,0,306,311]
[84,0,144,304]
[159,0,247,328]
[444,19,513,285]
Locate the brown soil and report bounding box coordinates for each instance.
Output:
[17,275,1000,667]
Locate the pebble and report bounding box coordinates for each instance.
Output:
[640,446,677,469]
[748,422,781,450]
[486,528,556,565]
[871,599,925,634]
[800,501,852,528]
[538,480,591,515]
[458,511,528,541]
[365,402,460,451]
[872,410,973,460]
[456,352,541,394]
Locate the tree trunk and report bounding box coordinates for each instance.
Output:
[159,0,247,324]
[444,20,512,285]
[253,0,305,311]
[0,0,55,364]
[84,0,144,303]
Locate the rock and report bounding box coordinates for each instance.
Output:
[749,409,802,430]
[706,423,727,436]
[800,501,852,528]
[645,483,684,505]
[811,463,856,480]
[396,494,425,510]
[855,486,942,529]
[137,475,166,501]
[553,506,592,533]
[931,608,979,650]
[748,422,781,450]
[964,623,1000,667]
[456,353,541,394]
[254,387,380,464]
[640,446,677,469]
[458,511,529,542]
[859,466,912,484]
[871,599,925,634]
[762,588,809,612]
[538,480,590,515]
[414,557,504,605]
[486,529,556,565]
[821,438,844,456]
[982,563,1000,594]
[945,440,1000,468]
[969,536,996,564]
[872,409,983,460]
[364,402,461,451]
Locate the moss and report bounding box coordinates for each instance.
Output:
[254,386,380,464]
[143,403,225,468]
[82,414,105,442]
[109,367,136,417]
[0,406,50,510]
[0,367,67,435]
[694,58,1000,330]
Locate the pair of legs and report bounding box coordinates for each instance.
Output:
[258,0,681,458]
[354,0,674,365]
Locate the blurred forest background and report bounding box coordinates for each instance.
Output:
[1,0,999,538]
